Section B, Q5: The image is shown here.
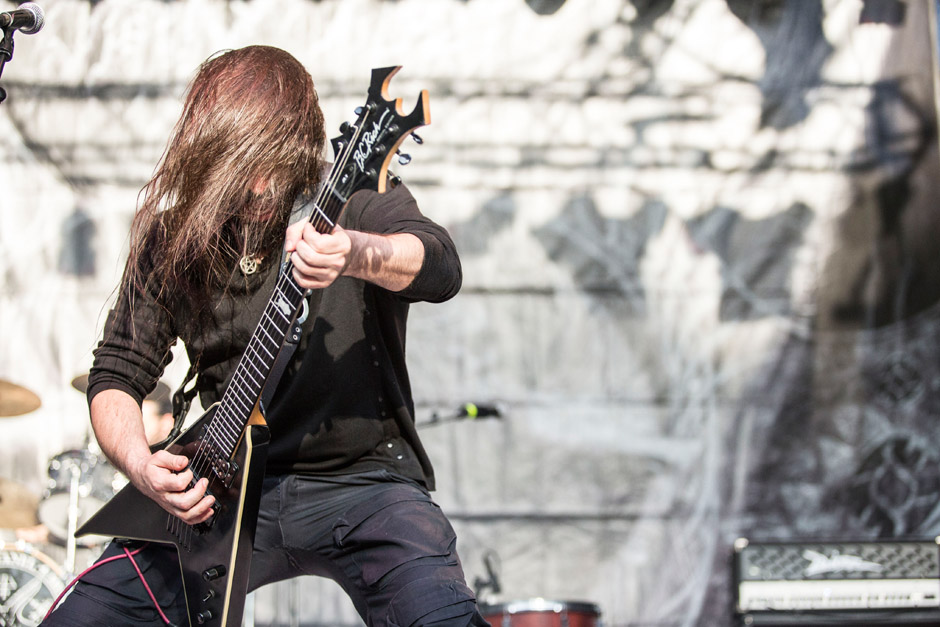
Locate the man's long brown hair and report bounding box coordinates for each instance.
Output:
[124,45,326,317]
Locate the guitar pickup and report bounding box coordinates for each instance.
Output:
[211,458,239,488]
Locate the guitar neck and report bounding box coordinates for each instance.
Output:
[206,177,347,459]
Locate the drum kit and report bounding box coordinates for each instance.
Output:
[0,376,126,627]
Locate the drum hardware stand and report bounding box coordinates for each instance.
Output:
[64,463,81,577]
[288,577,299,627]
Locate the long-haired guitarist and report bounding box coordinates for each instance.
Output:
[41,45,487,627]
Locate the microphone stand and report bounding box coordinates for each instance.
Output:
[0,29,14,103]
[0,26,19,103]
[416,402,505,429]
[0,24,20,104]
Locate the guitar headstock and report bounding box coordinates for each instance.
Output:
[329,66,430,197]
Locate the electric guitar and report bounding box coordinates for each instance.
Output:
[76,66,430,627]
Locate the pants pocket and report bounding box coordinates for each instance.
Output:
[332,484,458,588]
[387,579,482,627]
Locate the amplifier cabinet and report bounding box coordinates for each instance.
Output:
[733,537,940,626]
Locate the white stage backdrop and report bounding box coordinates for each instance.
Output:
[2,0,940,625]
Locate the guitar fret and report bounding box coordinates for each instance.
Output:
[253,328,280,357]
[240,364,267,392]
[226,380,256,413]
[219,399,248,427]
[241,347,271,378]
[220,405,247,432]
[314,203,335,228]
[238,370,263,392]
[244,341,272,367]
[225,370,259,407]
[267,305,293,327]
[281,277,305,298]
[211,408,240,441]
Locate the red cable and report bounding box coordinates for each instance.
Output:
[123,545,173,625]
[43,542,172,625]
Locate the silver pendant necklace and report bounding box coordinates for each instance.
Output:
[239,254,261,275]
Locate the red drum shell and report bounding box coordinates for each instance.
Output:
[481,599,600,627]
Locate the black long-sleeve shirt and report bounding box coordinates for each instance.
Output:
[87,182,460,490]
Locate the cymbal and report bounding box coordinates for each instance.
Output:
[70,374,89,394]
[0,478,38,528]
[0,380,41,417]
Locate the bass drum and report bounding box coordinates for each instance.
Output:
[481,599,601,627]
[38,449,124,546]
[0,541,66,627]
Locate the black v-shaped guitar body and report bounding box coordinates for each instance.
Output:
[76,405,270,627]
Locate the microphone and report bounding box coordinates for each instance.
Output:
[458,402,502,419]
[421,401,504,428]
[0,3,44,35]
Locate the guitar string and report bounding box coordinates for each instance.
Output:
[170,106,373,542]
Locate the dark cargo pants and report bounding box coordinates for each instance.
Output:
[42,469,486,627]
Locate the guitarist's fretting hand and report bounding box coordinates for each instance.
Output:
[285,221,352,289]
[285,220,425,292]
[90,388,216,525]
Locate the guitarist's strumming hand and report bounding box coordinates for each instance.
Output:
[90,388,216,525]
[131,450,216,526]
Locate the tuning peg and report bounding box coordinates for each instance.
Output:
[340,121,353,135]
[397,152,412,166]
[411,133,424,145]
[389,173,402,187]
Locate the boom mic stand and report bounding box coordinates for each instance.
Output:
[0,3,47,103]
[0,26,15,104]
[417,402,505,428]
